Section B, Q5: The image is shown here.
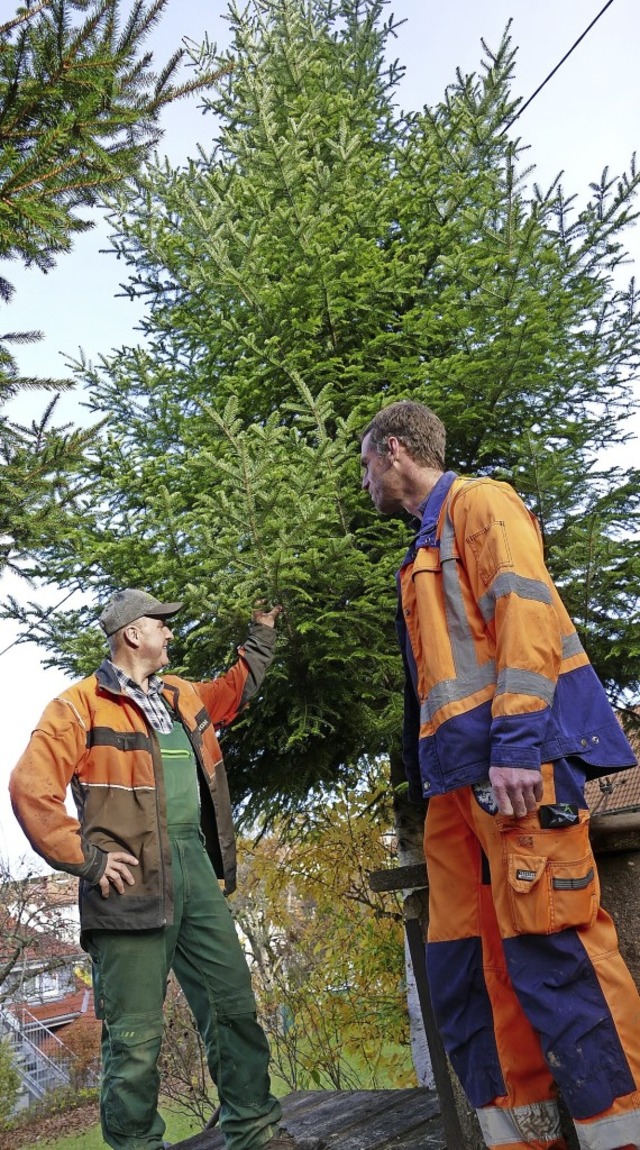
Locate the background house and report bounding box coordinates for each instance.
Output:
[0,872,99,1111]
[586,766,640,817]
[585,716,640,817]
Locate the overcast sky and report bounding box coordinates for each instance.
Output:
[1,0,638,865]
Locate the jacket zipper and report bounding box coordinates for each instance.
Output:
[98,674,168,926]
[149,726,168,925]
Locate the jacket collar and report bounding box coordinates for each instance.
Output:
[96,658,121,694]
[399,471,458,571]
[96,658,172,705]
[415,470,458,548]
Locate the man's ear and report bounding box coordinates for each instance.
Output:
[386,435,402,462]
[124,624,140,649]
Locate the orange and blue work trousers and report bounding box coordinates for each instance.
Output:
[425,758,640,1150]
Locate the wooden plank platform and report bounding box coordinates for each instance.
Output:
[172,1089,445,1150]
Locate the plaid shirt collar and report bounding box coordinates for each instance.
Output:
[108,661,173,734]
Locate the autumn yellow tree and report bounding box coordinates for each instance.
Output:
[233,769,414,1093]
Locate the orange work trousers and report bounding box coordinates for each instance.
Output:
[424,759,640,1150]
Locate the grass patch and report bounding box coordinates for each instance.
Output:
[8,1106,203,1150]
[268,1036,415,1094]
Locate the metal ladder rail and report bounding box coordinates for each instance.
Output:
[0,1004,71,1099]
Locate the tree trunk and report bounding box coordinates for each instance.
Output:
[403,932,434,1088]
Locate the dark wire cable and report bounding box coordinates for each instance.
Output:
[502,0,618,134]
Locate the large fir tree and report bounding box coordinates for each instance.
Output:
[0,0,223,580]
[14,0,640,817]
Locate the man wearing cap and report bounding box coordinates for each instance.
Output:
[9,589,294,1150]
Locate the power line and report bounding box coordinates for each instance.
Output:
[502,0,618,134]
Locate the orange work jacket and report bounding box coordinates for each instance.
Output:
[397,473,636,799]
[9,623,276,935]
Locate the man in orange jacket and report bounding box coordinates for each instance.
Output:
[10,589,297,1150]
[361,401,640,1150]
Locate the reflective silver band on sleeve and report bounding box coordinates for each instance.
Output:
[495,667,556,704]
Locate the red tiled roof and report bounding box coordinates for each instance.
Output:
[584,711,640,816]
[0,924,82,966]
[16,984,92,1027]
[586,766,640,816]
[15,872,79,909]
[8,971,94,1034]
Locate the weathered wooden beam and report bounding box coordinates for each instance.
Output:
[367,863,428,892]
[169,1089,444,1149]
[590,811,640,855]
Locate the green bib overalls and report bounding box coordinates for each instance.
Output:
[87,713,281,1150]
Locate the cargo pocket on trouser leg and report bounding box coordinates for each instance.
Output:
[101,1014,165,1140]
[498,811,599,936]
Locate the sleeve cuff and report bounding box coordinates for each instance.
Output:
[82,843,108,885]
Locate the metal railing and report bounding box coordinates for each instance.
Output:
[0,1002,71,1102]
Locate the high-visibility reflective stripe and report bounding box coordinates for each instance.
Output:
[442,536,479,678]
[421,507,553,725]
[476,1099,561,1145]
[478,572,553,622]
[562,631,585,659]
[441,507,486,680]
[59,697,87,729]
[552,868,594,891]
[81,782,155,792]
[574,1107,640,1148]
[495,667,556,704]
[420,661,497,723]
[439,504,459,561]
[417,507,580,727]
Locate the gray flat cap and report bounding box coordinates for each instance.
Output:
[99,589,182,637]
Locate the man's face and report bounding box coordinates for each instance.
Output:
[132,615,174,672]
[360,432,403,514]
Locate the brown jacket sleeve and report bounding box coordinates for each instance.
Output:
[9,694,107,884]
